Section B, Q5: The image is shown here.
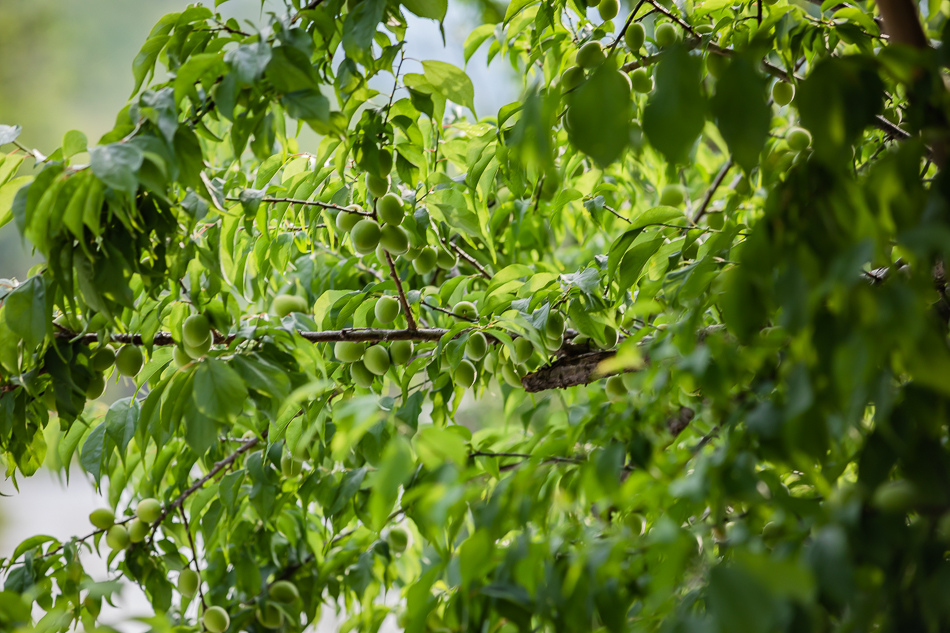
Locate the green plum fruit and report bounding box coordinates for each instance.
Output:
[115,346,143,377]
[436,247,457,269]
[106,525,130,550]
[185,336,212,360]
[390,340,413,365]
[624,23,645,51]
[388,527,409,552]
[351,219,382,255]
[466,332,488,360]
[454,301,478,319]
[413,246,438,274]
[454,359,477,388]
[377,148,393,176]
[128,518,149,543]
[561,66,585,92]
[375,296,400,324]
[659,184,685,207]
[85,372,105,399]
[90,508,115,529]
[501,362,524,388]
[631,68,653,93]
[654,23,678,47]
[269,580,300,603]
[203,606,230,633]
[576,41,606,69]
[786,126,812,151]
[182,314,211,347]
[376,193,405,225]
[257,604,283,629]
[136,498,162,523]
[545,312,566,339]
[178,568,199,598]
[350,361,376,388]
[365,173,390,198]
[364,345,391,376]
[598,0,619,20]
[272,294,308,317]
[336,208,362,232]
[512,337,534,364]
[706,54,728,78]
[606,375,627,402]
[771,81,795,106]
[380,224,409,255]
[173,346,191,367]
[91,347,115,372]
[334,341,365,363]
[281,453,303,477]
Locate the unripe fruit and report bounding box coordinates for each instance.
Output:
[90,508,115,530]
[388,527,409,552]
[512,337,534,364]
[378,148,393,176]
[136,498,162,524]
[501,362,524,388]
[544,332,564,352]
[454,301,478,319]
[350,361,375,388]
[436,248,457,269]
[624,23,645,51]
[545,312,565,339]
[128,518,149,543]
[336,208,362,232]
[466,332,488,360]
[374,296,400,324]
[631,68,653,93]
[771,81,795,107]
[585,0,599,6]
[202,606,230,633]
[872,480,919,513]
[598,0,619,20]
[706,54,728,79]
[376,193,405,225]
[786,126,812,152]
[659,184,685,207]
[334,341,365,363]
[257,604,283,629]
[115,346,144,377]
[182,314,211,348]
[404,246,421,261]
[601,326,619,348]
[655,23,678,47]
[390,340,413,365]
[351,219,382,255]
[178,568,199,598]
[281,453,303,477]
[173,346,191,367]
[694,23,714,34]
[413,247,438,274]
[573,334,591,347]
[365,173,390,198]
[707,211,725,230]
[561,66,585,92]
[576,42,606,69]
[621,371,638,391]
[269,580,300,603]
[106,525,130,551]
[454,359,477,388]
[380,224,409,255]
[86,373,106,399]
[185,336,212,360]
[364,345,391,376]
[91,347,115,372]
[272,294,308,318]
[605,375,627,402]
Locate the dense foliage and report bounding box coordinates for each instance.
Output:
[2,0,950,630]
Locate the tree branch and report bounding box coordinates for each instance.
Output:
[384,252,418,330]
[692,158,733,224]
[179,507,208,609]
[224,196,370,216]
[441,237,492,280]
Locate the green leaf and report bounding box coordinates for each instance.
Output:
[105,397,139,463]
[2,276,49,352]
[193,359,249,421]
[413,426,468,468]
[90,143,144,194]
[402,0,447,21]
[62,130,88,158]
[565,63,632,166]
[79,423,109,485]
[710,57,770,172]
[643,45,707,164]
[225,42,272,84]
[368,436,413,530]
[422,60,476,116]
[342,0,387,64]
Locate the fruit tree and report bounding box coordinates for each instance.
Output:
[2,0,950,630]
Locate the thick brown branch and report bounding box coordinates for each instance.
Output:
[876,0,928,47]
[224,196,370,216]
[59,328,451,347]
[384,252,418,330]
[521,350,622,392]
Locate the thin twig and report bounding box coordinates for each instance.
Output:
[179,507,208,609]
[439,237,492,279]
[224,196,370,216]
[692,158,733,224]
[384,252,418,330]
[608,0,647,54]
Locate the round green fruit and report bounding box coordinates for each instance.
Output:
[466,332,488,360]
[281,453,303,477]
[351,219,382,255]
[272,294,307,318]
[106,525,130,551]
[598,0,619,20]
[454,301,478,319]
[786,126,812,152]
[576,41,606,69]
[115,346,144,377]
[601,326,619,348]
[771,81,795,106]
[631,68,653,93]
[706,54,728,78]
[334,341,365,363]
[501,362,524,388]
[85,372,106,399]
[621,371,638,391]
[336,208,362,232]
[178,568,199,598]
[404,246,421,261]
[377,148,393,176]
[707,211,725,230]
[512,337,534,364]
[454,359,477,388]
[390,340,413,365]
[182,314,211,348]
[413,246,438,275]
[436,247,457,269]
[256,604,283,629]
[654,23,678,47]
[376,193,405,225]
[694,23,714,34]
[91,347,115,372]
[90,508,115,530]
[561,66,585,92]
[545,312,566,339]
[872,480,919,513]
[128,518,149,543]
[380,224,409,255]
[624,23,645,51]
[659,184,686,207]
[203,606,230,633]
[363,345,391,376]
[173,346,191,367]
[365,172,390,198]
[544,332,564,352]
[388,527,409,552]
[374,296,400,324]
[585,0,600,6]
[136,498,162,524]
[350,361,376,388]
[605,375,627,402]
[269,580,300,604]
[185,336,212,360]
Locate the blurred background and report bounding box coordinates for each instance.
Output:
[0,0,519,630]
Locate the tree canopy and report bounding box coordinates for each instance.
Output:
[2,0,950,630]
